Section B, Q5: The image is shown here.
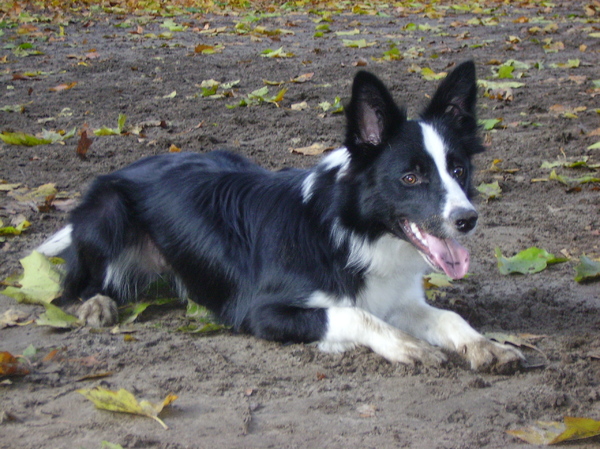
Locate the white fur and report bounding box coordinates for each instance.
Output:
[420,123,475,232]
[301,147,350,203]
[36,224,73,256]
[306,230,512,367]
[104,238,167,301]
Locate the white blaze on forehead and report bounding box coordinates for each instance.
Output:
[419,123,474,220]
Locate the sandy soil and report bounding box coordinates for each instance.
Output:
[1,2,599,448]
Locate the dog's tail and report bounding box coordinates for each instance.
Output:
[36,224,73,256]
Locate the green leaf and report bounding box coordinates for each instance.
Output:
[549,59,580,69]
[117,113,126,132]
[495,247,567,275]
[318,96,343,114]
[40,127,77,143]
[36,302,81,328]
[160,19,186,32]
[479,118,503,130]
[549,169,600,185]
[177,300,230,334]
[477,80,525,90]
[335,28,360,36]
[498,65,514,79]
[476,181,502,200]
[260,47,294,58]
[101,442,125,449]
[421,67,446,81]
[94,114,127,136]
[22,344,37,358]
[588,141,600,150]
[0,131,52,146]
[1,251,63,305]
[574,255,600,283]
[0,217,30,236]
[342,39,375,48]
[119,298,177,325]
[541,156,600,170]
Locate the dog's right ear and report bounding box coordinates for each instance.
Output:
[344,71,406,163]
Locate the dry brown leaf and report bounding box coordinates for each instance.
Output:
[291,72,314,83]
[49,82,77,92]
[0,351,29,377]
[290,143,331,156]
[357,404,377,418]
[76,130,93,159]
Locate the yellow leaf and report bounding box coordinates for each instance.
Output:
[1,251,62,305]
[77,386,178,430]
[508,417,600,445]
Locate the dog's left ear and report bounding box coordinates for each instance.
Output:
[344,71,406,163]
[421,60,478,133]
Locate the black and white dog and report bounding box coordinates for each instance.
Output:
[38,61,523,371]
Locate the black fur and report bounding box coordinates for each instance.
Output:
[51,61,484,348]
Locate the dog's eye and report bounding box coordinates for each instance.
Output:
[401,174,419,185]
[452,166,465,178]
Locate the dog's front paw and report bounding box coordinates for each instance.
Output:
[375,332,447,366]
[460,339,524,374]
[77,294,119,327]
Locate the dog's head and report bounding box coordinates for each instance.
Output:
[342,61,484,279]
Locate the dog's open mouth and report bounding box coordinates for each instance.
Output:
[400,220,469,280]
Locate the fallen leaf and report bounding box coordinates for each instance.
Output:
[357,404,377,418]
[508,417,600,445]
[260,47,294,58]
[0,309,32,328]
[94,114,127,136]
[76,129,93,158]
[479,118,504,130]
[36,302,81,328]
[290,142,330,156]
[77,386,178,430]
[0,352,29,377]
[177,300,230,334]
[119,298,177,325]
[0,131,52,146]
[291,73,314,83]
[76,372,114,382]
[342,39,376,48]
[495,247,567,275]
[49,82,77,92]
[1,251,63,305]
[290,101,309,111]
[574,255,600,283]
[477,181,502,200]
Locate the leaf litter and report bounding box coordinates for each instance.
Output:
[77,386,178,430]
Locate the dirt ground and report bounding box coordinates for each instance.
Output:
[1,2,599,448]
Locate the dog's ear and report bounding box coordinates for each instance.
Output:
[421,60,478,133]
[344,71,406,163]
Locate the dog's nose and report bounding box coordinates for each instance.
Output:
[450,208,478,234]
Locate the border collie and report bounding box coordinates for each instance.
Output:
[38,61,523,371]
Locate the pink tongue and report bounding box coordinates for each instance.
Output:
[424,234,470,280]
